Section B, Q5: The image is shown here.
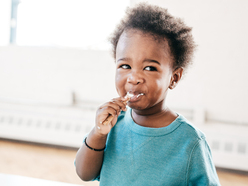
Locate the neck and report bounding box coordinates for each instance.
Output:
[131,101,176,128]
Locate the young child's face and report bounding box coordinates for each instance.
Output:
[115,29,174,111]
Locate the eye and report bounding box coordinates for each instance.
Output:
[120,64,131,69]
[144,66,157,71]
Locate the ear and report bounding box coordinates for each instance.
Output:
[169,67,183,89]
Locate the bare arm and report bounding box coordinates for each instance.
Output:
[75,97,128,181]
[75,127,107,181]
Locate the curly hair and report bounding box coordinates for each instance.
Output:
[109,3,196,70]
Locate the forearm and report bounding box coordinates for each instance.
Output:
[75,127,107,181]
[75,96,127,181]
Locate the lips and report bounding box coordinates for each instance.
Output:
[126,92,144,102]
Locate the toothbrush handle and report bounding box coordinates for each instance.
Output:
[102,98,130,125]
[102,114,114,125]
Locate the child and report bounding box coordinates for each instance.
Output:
[75,3,221,186]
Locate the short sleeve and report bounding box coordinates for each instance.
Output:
[186,139,221,186]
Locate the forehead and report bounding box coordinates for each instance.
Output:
[116,29,172,63]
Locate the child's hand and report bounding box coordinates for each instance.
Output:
[95,97,128,136]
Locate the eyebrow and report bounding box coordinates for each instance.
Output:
[117,57,131,63]
[117,58,161,65]
[143,58,161,65]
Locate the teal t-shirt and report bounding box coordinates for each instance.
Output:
[95,108,220,186]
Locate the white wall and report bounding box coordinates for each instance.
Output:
[0,46,117,105]
[131,0,248,125]
[0,0,248,125]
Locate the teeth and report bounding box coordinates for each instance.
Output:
[137,93,144,98]
[126,92,144,99]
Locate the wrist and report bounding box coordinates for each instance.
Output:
[92,126,108,139]
[84,127,108,150]
[84,137,106,151]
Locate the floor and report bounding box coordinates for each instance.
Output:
[0,139,248,186]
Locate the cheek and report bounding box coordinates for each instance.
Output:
[150,76,170,96]
[115,72,126,95]
[152,80,164,95]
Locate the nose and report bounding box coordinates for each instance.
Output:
[127,72,145,85]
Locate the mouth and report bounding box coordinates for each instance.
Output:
[126,92,144,102]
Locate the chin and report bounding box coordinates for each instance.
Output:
[128,102,149,111]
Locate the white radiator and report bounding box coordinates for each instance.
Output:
[201,123,248,172]
[0,102,97,148]
[0,102,248,171]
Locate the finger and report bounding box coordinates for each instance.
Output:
[99,100,126,113]
[100,102,122,114]
[97,106,119,124]
[110,99,128,111]
[109,97,129,111]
